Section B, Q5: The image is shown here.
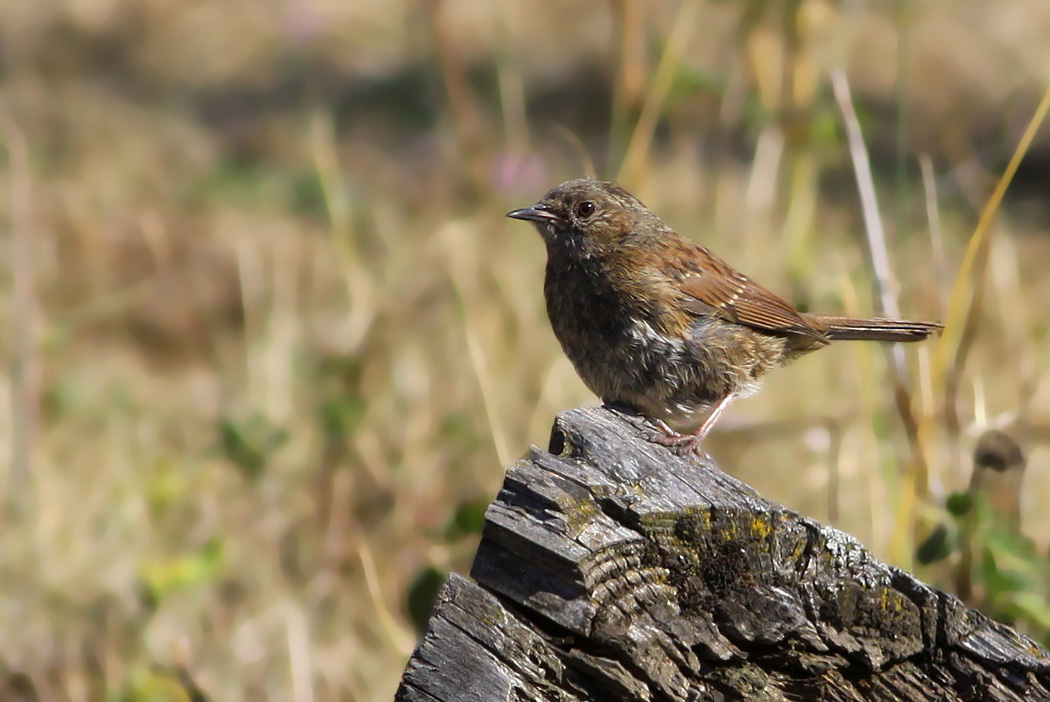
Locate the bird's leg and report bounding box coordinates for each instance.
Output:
[649,393,738,452]
[692,392,737,442]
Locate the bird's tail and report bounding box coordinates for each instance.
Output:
[805,314,943,342]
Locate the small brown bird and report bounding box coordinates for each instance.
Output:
[507,178,943,449]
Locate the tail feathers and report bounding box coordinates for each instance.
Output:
[808,314,944,343]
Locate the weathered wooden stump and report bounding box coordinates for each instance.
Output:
[396,407,1050,701]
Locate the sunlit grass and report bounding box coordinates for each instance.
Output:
[1,1,1050,700]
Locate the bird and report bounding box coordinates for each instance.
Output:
[507,178,943,450]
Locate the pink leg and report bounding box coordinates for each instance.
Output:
[650,393,738,451]
[693,392,737,442]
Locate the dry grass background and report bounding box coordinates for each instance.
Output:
[2,0,1050,699]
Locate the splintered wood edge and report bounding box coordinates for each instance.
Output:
[397,406,1050,702]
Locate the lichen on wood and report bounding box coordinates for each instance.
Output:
[398,407,1050,701]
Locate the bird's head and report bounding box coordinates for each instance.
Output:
[506,178,652,253]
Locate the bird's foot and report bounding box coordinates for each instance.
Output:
[603,401,723,456]
[647,418,704,455]
[650,431,701,455]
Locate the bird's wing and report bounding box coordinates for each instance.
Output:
[674,252,826,342]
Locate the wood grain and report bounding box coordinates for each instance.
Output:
[398,407,1050,701]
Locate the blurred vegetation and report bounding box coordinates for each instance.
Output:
[1,0,1049,699]
[917,429,1050,646]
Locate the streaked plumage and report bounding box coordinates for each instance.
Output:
[508,178,942,448]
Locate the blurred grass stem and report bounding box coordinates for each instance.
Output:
[830,71,923,454]
[495,2,529,154]
[5,122,36,518]
[311,112,375,352]
[284,599,315,702]
[934,82,1050,433]
[444,230,512,468]
[894,1,912,255]
[618,0,699,187]
[831,70,926,564]
[609,0,646,172]
[356,528,415,657]
[425,0,487,192]
[919,156,947,310]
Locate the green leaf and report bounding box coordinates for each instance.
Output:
[319,395,367,440]
[667,65,722,105]
[916,524,953,564]
[946,491,973,517]
[139,539,225,604]
[218,414,287,482]
[448,498,488,540]
[979,545,1033,597]
[406,567,447,636]
[983,527,1037,561]
[1005,592,1050,629]
[145,462,188,517]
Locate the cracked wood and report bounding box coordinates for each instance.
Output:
[397,407,1050,701]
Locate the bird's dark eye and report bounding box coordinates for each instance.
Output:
[576,201,596,218]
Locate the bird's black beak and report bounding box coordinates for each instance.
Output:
[506,204,562,224]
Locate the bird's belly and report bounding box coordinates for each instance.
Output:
[553,314,777,432]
